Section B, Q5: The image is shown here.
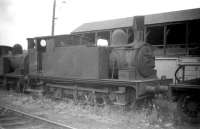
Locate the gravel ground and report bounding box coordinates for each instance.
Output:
[0,90,197,129]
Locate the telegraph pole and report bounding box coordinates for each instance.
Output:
[51,0,56,36]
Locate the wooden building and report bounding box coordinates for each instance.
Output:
[72,8,200,80]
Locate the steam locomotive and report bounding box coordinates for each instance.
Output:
[0,16,171,107]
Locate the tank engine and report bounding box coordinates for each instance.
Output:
[21,16,171,106]
[0,44,28,91]
[0,16,172,107]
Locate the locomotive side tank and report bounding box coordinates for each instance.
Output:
[42,45,109,79]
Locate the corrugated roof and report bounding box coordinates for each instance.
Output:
[145,8,200,25]
[72,8,200,33]
[72,17,133,33]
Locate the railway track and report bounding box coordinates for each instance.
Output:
[0,104,76,129]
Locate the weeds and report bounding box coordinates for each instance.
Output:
[146,95,177,128]
[0,90,178,129]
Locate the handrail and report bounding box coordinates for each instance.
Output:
[175,65,184,84]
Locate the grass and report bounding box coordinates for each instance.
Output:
[146,95,177,128]
[0,90,177,129]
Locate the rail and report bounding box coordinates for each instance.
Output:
[0,104,76,129]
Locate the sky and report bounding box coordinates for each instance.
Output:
[0,0,199,49]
